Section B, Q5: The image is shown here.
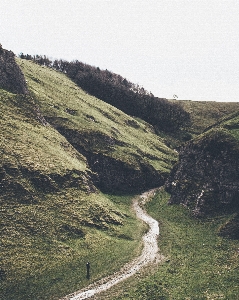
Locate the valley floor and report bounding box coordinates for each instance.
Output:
[61,189,164,300]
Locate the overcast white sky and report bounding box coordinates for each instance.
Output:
[1,0,239,101]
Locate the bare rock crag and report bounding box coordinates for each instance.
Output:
[165,128,239,219]
[0,44,28,94]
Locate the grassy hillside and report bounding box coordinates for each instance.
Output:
[104,189,239,300]
[0,87,144,299]
[165,99,239,236]
[19,53,191,133]
[18,58,178,192]
[1,58,177,299]
[170,99,239,135]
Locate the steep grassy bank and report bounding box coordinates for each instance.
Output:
[18,58,178,192]
[1,56,177,299]
[1,191,147,300]
[165,107,239,239]
[171,99,239,135]
[19,53,191,133]
[0,87,145,299]
[111,189,239,299]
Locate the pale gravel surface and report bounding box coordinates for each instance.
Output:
[60,188,163,300]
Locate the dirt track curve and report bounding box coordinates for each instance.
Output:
[61,188,163,300]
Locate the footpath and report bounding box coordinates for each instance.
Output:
[61,188,163,300]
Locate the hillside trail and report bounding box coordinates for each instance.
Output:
[61,188,164,300]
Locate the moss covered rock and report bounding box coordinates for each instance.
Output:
[166,128,239,217]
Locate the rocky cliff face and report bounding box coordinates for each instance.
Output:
[53,126,165,194]
[165,128,239,217]
[0,45,28,94]
[79,151,165,194]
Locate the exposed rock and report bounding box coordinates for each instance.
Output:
[219,214,239,239]
[33,104,49,126]
[48,126,165,193]
[0,165,96,203]
[125,119,140,128]
[65,108,77,115]
[81,152,165,193]
[165,128,239,217]
[0,45,28,94]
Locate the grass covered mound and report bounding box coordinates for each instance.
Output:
[0,88,94,201]
[0,89,145,299]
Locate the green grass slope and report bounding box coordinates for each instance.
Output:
[109,189,239,300]
[18,58,177,192]
[170,99,239,135]
[0,88,144,299]
[1,58,177,299]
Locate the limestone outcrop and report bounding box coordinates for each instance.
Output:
[165,128,239,219]
[0,45,28,94]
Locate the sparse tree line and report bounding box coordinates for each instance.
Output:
[19,53,190,132]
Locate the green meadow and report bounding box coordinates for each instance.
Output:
[1,191,147,300]
[171,99,239,135]
[107,189,239,300]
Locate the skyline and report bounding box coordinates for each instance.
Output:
[1,0,239,102]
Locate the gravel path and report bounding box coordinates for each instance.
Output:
[61,188,163,300]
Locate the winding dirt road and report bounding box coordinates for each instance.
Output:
[61,188,163,300]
